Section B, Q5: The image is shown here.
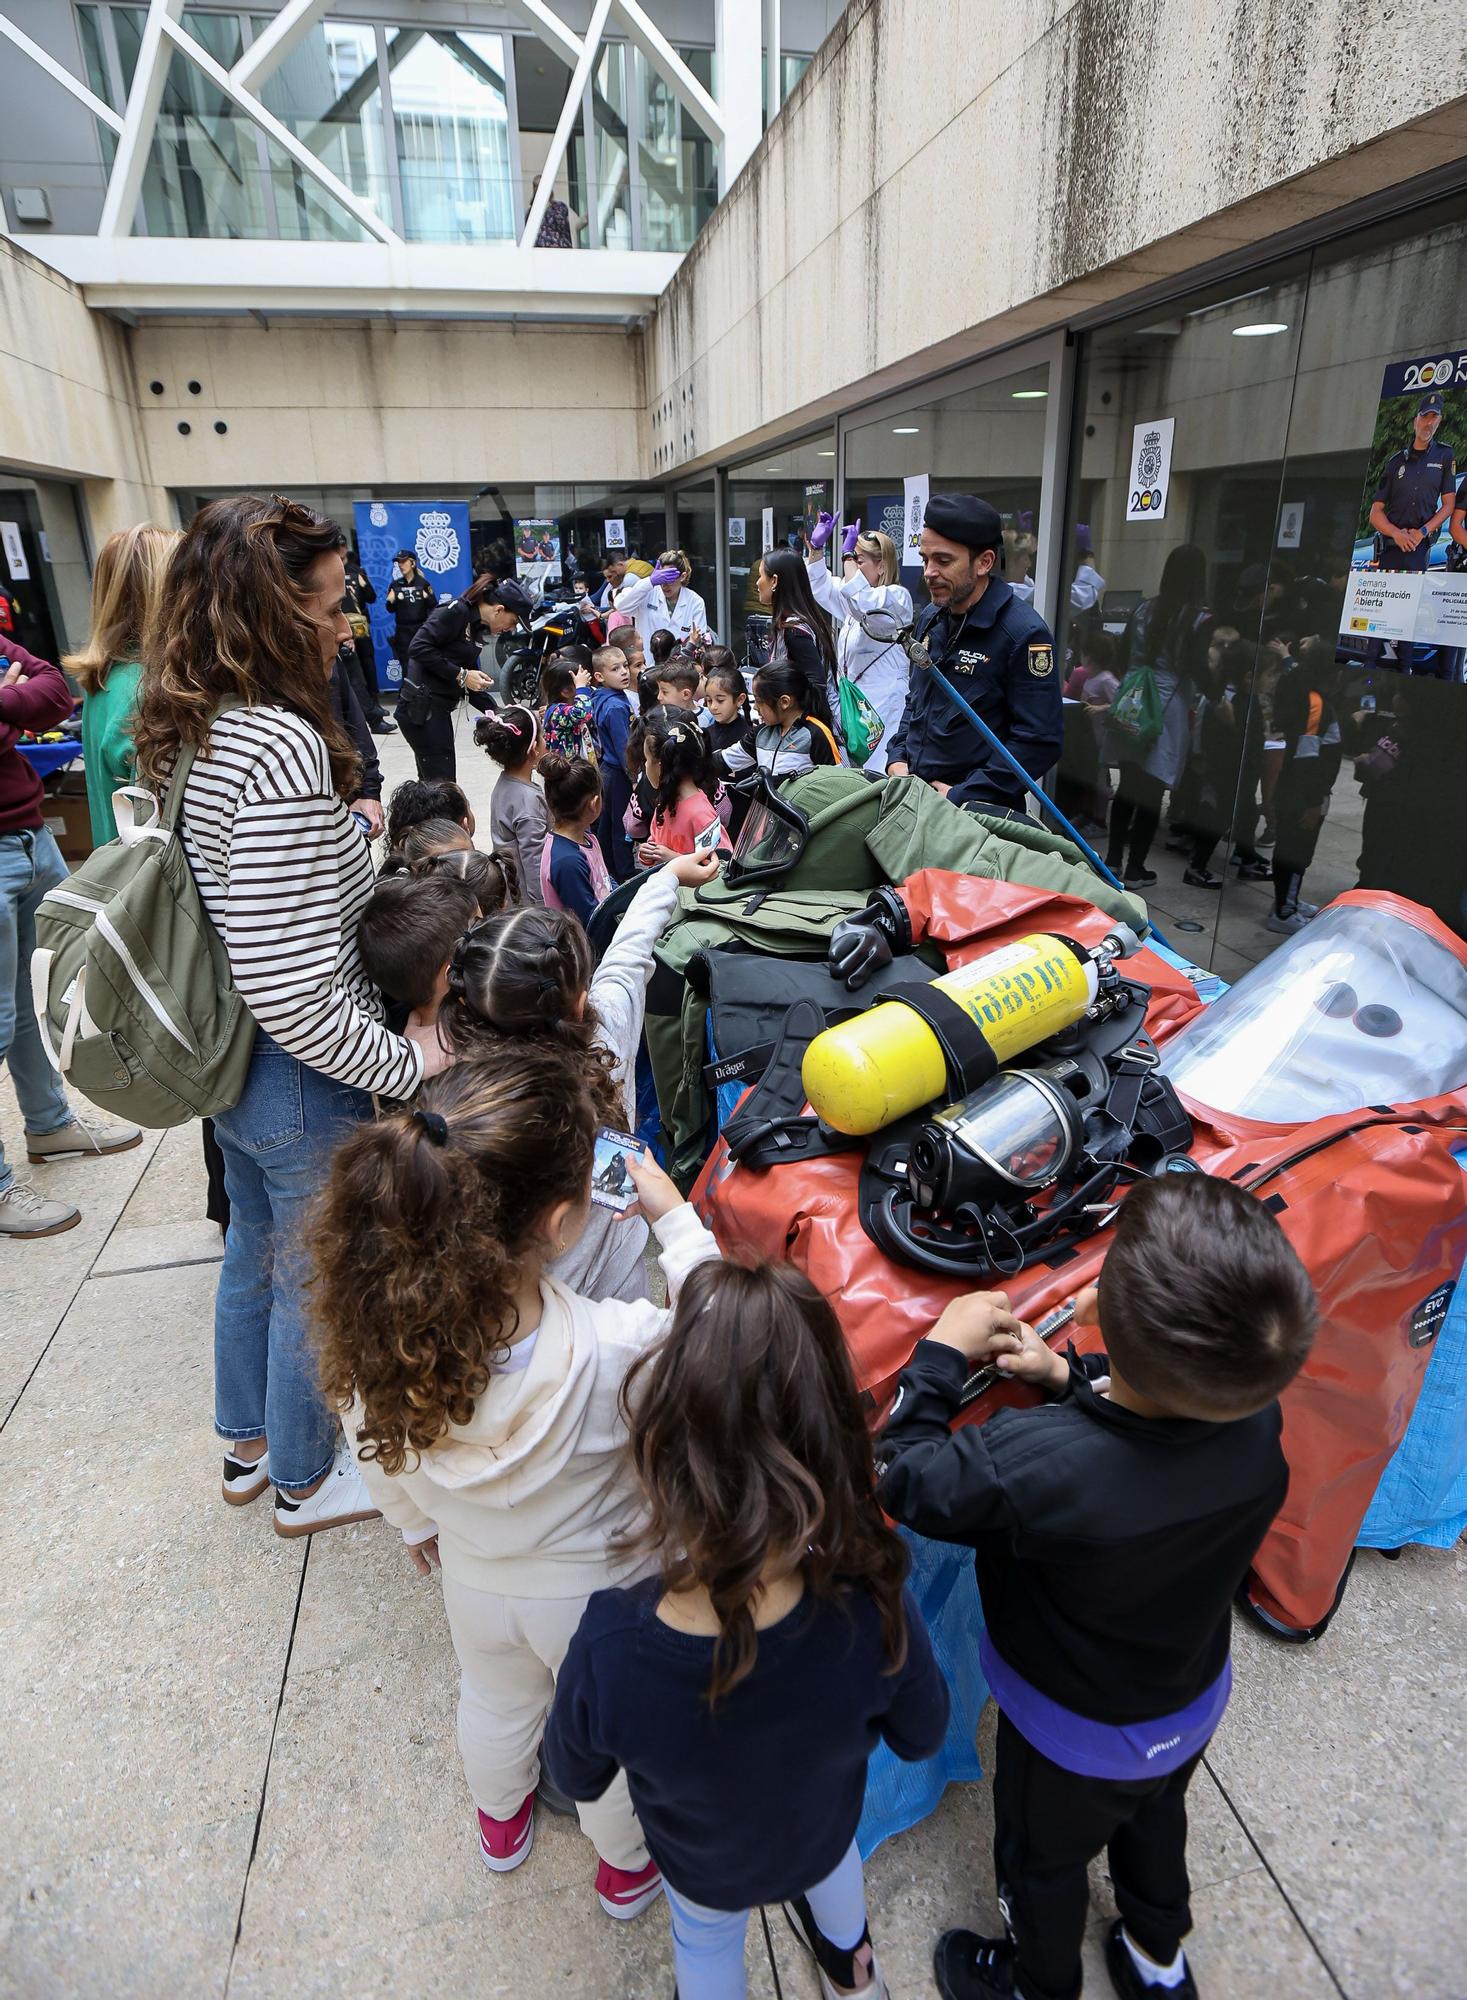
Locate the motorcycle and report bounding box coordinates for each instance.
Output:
[493,595,602,706]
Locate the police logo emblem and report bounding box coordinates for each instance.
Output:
[1028,643,1054,678]
[415,509,461,575]
[368,503,388,528]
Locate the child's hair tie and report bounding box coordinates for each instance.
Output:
[413,1107,449,1147]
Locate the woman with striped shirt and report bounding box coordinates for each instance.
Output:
[134,495,432,1539]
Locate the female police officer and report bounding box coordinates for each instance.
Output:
[398,575,531,782]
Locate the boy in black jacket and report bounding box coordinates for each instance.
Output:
[875,1174,1316,2000]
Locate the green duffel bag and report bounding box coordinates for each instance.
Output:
[31,712,256,1128]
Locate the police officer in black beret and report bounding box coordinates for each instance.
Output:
[886,494,1062,813]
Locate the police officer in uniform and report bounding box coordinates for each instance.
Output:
[886,493,1062,813]
[1368,390,1460,680]
[384,550,439,673]
[399,575,531,783]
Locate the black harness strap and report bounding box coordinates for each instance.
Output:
[878,983,997,1099]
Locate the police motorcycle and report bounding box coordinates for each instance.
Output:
[492,594,600,706]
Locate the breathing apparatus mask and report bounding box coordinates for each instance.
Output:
[722,774,811,887]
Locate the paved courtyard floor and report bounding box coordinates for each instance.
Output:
[2,718,1463,1997]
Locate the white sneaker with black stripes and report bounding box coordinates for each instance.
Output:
[273,1441,381,1538]
[222,1449,271,1506]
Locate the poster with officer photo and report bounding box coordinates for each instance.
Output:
[1339,348,1467,682]
[514,516,563,597]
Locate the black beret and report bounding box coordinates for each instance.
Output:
[923,492,1003,552]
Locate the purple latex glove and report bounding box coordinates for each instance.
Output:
[650,563,682,587]
[841,518,863,558]
[809,510,836,551]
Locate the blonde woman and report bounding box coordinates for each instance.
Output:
[64,523,179,845]
[805,517,914,772]
[612,546,713,652]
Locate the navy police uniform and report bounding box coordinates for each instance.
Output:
[889,494,1062,812]
[1373,437,1456,571]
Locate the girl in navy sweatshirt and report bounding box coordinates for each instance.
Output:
[545,1259,949,2000]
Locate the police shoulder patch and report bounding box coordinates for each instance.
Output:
[1027,643,1054,678]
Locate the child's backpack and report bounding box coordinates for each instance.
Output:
[1109,665,1165,754]
[31,711,257,1128]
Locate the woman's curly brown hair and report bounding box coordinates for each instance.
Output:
[310,1049,597,1476]
[437,903,621,1125]
[132,493,360,799]
[618,1259,911,1706]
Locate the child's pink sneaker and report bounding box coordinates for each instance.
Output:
[477,1793,535,1873]
[595,1855,664,1920]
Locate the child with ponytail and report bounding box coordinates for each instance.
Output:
[639,710,730,865]
[479,705,550,905]
[440,842,719,1302]
[538,753,611,926]
[544,1259,949,1999]
[312,1046,719,1917]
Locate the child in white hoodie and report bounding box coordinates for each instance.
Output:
[311,1044,719,1919]
[436,845,720,1304]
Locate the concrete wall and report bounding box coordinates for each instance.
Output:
[645,0,1467,475]
[127,319,648,491]
[0,237,169,541]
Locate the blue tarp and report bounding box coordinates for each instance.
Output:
[1358,1149,1467,1551]
[857,1529,988,1858]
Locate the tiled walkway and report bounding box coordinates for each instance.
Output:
[2,719,1462,1997]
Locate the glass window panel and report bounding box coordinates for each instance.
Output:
[77,6,113,106]
[725,433,836,661]
[846,361,1051,617]
[1245,199,1467,958]
[388,27,515,243]
[588,42,631,249]
[673,481,718,632]
[257,21,391,233]
[134,11,269,239]
[633,50,717,254]
[1059,269,1308,970]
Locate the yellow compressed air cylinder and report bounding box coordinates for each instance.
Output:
[803,933,1098,1136]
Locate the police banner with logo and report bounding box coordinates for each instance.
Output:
[1339,347,1467,683]
[353,500,472,688]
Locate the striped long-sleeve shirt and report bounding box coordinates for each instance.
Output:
[175,705,422,1099]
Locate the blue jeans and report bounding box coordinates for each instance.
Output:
[663,1838,868,2000]
[211,1030,373,1493]
[0,827,73,1194]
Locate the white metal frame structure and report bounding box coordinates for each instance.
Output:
[0,0,768,318]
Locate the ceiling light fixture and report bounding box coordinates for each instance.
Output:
[1232,322,1289,337]
[892,426,920,434]
[1011,389,1048,399]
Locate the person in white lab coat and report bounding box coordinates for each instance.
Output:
[611,547,714,655]
[804,517,913,772]
[1069,523,1107,614]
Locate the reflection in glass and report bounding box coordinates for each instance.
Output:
[725,435,835,661]
[389,28,514,243]
[586,42,631,249]
[845,363,1050,619]
[634,49,717,252]
[258,22,391,234]
[674,482,718,630]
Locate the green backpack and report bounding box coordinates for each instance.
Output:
[32,715,256,1128]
